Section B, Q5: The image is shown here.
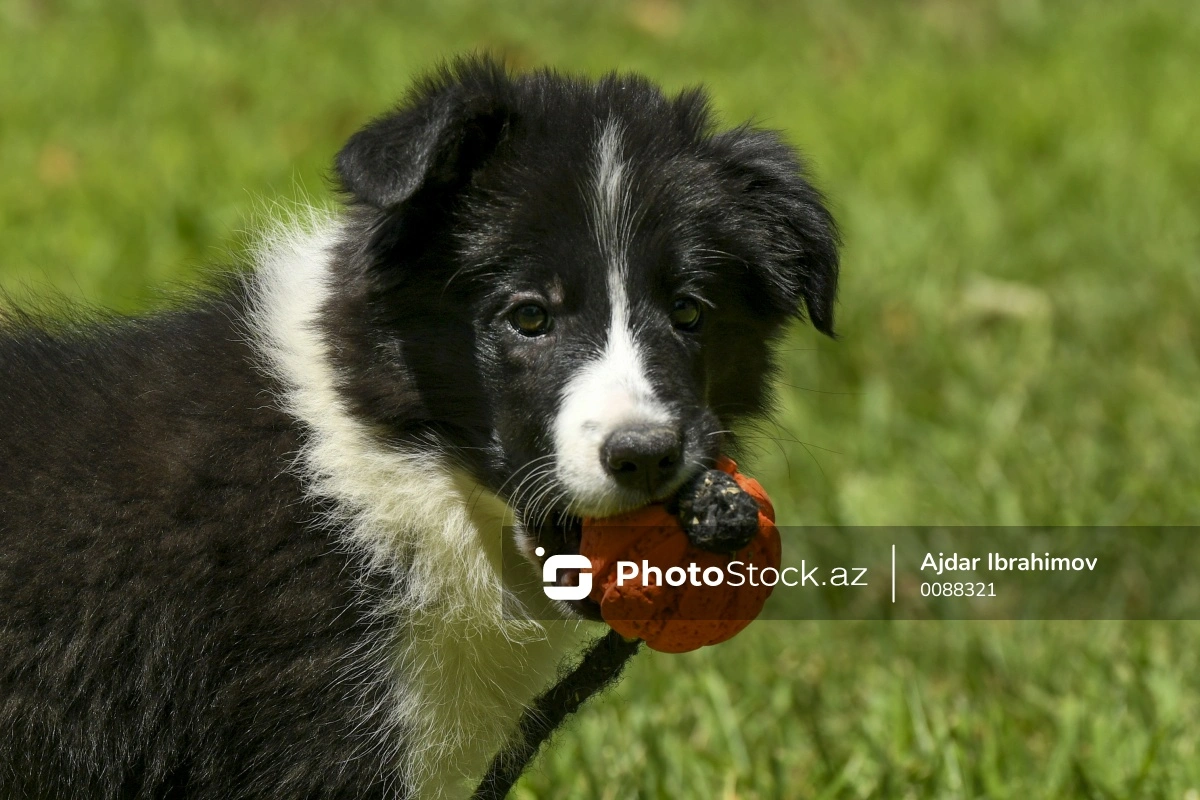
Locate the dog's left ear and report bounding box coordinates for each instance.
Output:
[335,58,514,211]
[713,128,841,336]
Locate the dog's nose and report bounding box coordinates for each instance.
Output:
[601,425,683,494]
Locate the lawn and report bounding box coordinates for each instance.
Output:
[2,1,1198,797]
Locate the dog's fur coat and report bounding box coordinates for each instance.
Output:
[0,57,838,798]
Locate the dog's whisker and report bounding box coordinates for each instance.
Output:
[524,476,563,529]
[494,454,558,504]
[739,433,843,457]
[510,467,560,528]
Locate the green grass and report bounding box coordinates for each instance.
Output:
[3,1,1199,797]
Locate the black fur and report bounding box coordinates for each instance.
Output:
[0,298,400,798]
[0,55,838,798]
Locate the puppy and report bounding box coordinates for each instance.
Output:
[0,56,838,799]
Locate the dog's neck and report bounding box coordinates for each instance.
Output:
[245,210,595,799]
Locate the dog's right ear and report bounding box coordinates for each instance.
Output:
[710,127,841,337]
[335,58,514,211]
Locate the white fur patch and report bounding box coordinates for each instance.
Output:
[245,209,595,799]
[593,120,631,268]
[554,122,672,515]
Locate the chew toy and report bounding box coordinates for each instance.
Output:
[476,461,777,795]
[580,458,779,653]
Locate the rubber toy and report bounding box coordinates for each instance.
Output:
[580,458,780,653]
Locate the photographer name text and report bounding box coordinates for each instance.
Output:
[921,552,1098,576]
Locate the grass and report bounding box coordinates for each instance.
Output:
[3,1,1199,797]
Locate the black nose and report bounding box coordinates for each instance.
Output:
[601,425,684,494]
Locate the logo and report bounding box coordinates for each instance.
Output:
[536,546,592,601]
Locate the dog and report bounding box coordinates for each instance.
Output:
[0,56,839,799]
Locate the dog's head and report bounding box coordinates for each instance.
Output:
[323,56,838,565]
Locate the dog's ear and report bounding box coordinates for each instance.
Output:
[713,128,840,336]
[335,58,514,210]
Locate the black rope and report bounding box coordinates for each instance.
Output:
[472,630,642,799]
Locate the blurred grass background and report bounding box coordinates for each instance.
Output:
[2,0,1199,797]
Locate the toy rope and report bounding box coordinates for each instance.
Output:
[472,630,642,799]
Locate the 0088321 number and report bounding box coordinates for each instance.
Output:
[920,582,995,598]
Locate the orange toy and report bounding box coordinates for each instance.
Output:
[580,458,780,653]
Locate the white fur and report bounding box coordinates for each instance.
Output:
[554,121,672,515]
[593,120,631,268]
[245,209,595,799]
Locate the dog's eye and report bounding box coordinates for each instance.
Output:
[670,297,702,331]
[510,303,551,336]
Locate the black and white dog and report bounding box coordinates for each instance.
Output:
[0,57,838,798]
